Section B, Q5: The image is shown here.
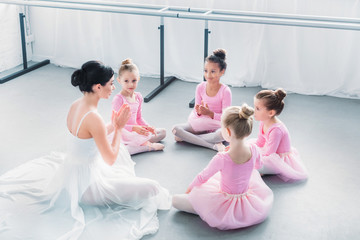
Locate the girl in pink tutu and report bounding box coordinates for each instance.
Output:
[172,49,232,151]
[253,88,308,181]
[112,59,166,155]
[172,104,273,230]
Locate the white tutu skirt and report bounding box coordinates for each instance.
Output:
[188,171,273,230]
[188,111,221,133]
[0,144,171,240]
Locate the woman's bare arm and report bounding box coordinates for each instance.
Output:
[87,105,130,165]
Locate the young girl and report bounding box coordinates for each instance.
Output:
[112,59,166,155]
[172,49,232,151]
[253,88,308,182]
[172,104,273,230]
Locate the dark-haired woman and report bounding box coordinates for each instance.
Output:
[253,88,308,182]
[0,61,171,240]
[172,49,232,151]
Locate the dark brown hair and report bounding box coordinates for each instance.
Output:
[205,48,227,71]
[255,88,287,115]
[71,60,114,93]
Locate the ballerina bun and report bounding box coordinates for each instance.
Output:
[121,58,133,65]
[71,69,84,87]
[213,48,226,60]
[275,88,287,101]
[239,103,254,120]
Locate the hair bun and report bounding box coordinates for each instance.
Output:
[71,69,84,87]
[239,103,254,119]
[213,48,226,61]
[275,88,287,101]
[122,58,133,65]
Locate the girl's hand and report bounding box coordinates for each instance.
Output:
[112,104,131,131]
[185,188,191,194]
[143,126,156,135]
[195,104,201,116]
[198,101,214,118]
[132,126,150,136]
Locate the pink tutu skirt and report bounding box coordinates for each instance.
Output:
[121,129,153,146]
[188,171,273,230]
[188,111,221,133]
[259,147,308,182]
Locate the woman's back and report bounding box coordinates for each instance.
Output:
[67,99,99,139]
[66,112,99,166]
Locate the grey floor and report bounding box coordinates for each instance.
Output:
[1,63,360,240]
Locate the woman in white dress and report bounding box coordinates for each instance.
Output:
[0,60,171,240]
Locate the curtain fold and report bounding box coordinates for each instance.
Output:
[25,0,360,99]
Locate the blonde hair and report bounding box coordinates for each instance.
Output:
[222,104,254,139]
[118,58,139,77]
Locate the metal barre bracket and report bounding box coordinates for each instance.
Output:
[189,20,210,108]
[144,76,177,102]
[144,18,177,102]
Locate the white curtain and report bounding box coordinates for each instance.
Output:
[27,0,360,99]
[0,4,34,73]
[0,4,22,72]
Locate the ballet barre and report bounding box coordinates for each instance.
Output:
[15,0,360,29]
[1,0,360,104]
[0,13,50,84]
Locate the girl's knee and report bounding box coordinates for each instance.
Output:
[172,123,192,135]
[160,128,166,137]
[157,128,166,139]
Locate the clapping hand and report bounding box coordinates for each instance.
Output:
[196,100,214,118]
[195,104,201,116]
[112,104,131,131]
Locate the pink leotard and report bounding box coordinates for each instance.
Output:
[188,82,232,132]
[255,121,308,181]
[187,144,273,230]
[112,92,148,131]
[188,144,261,194]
